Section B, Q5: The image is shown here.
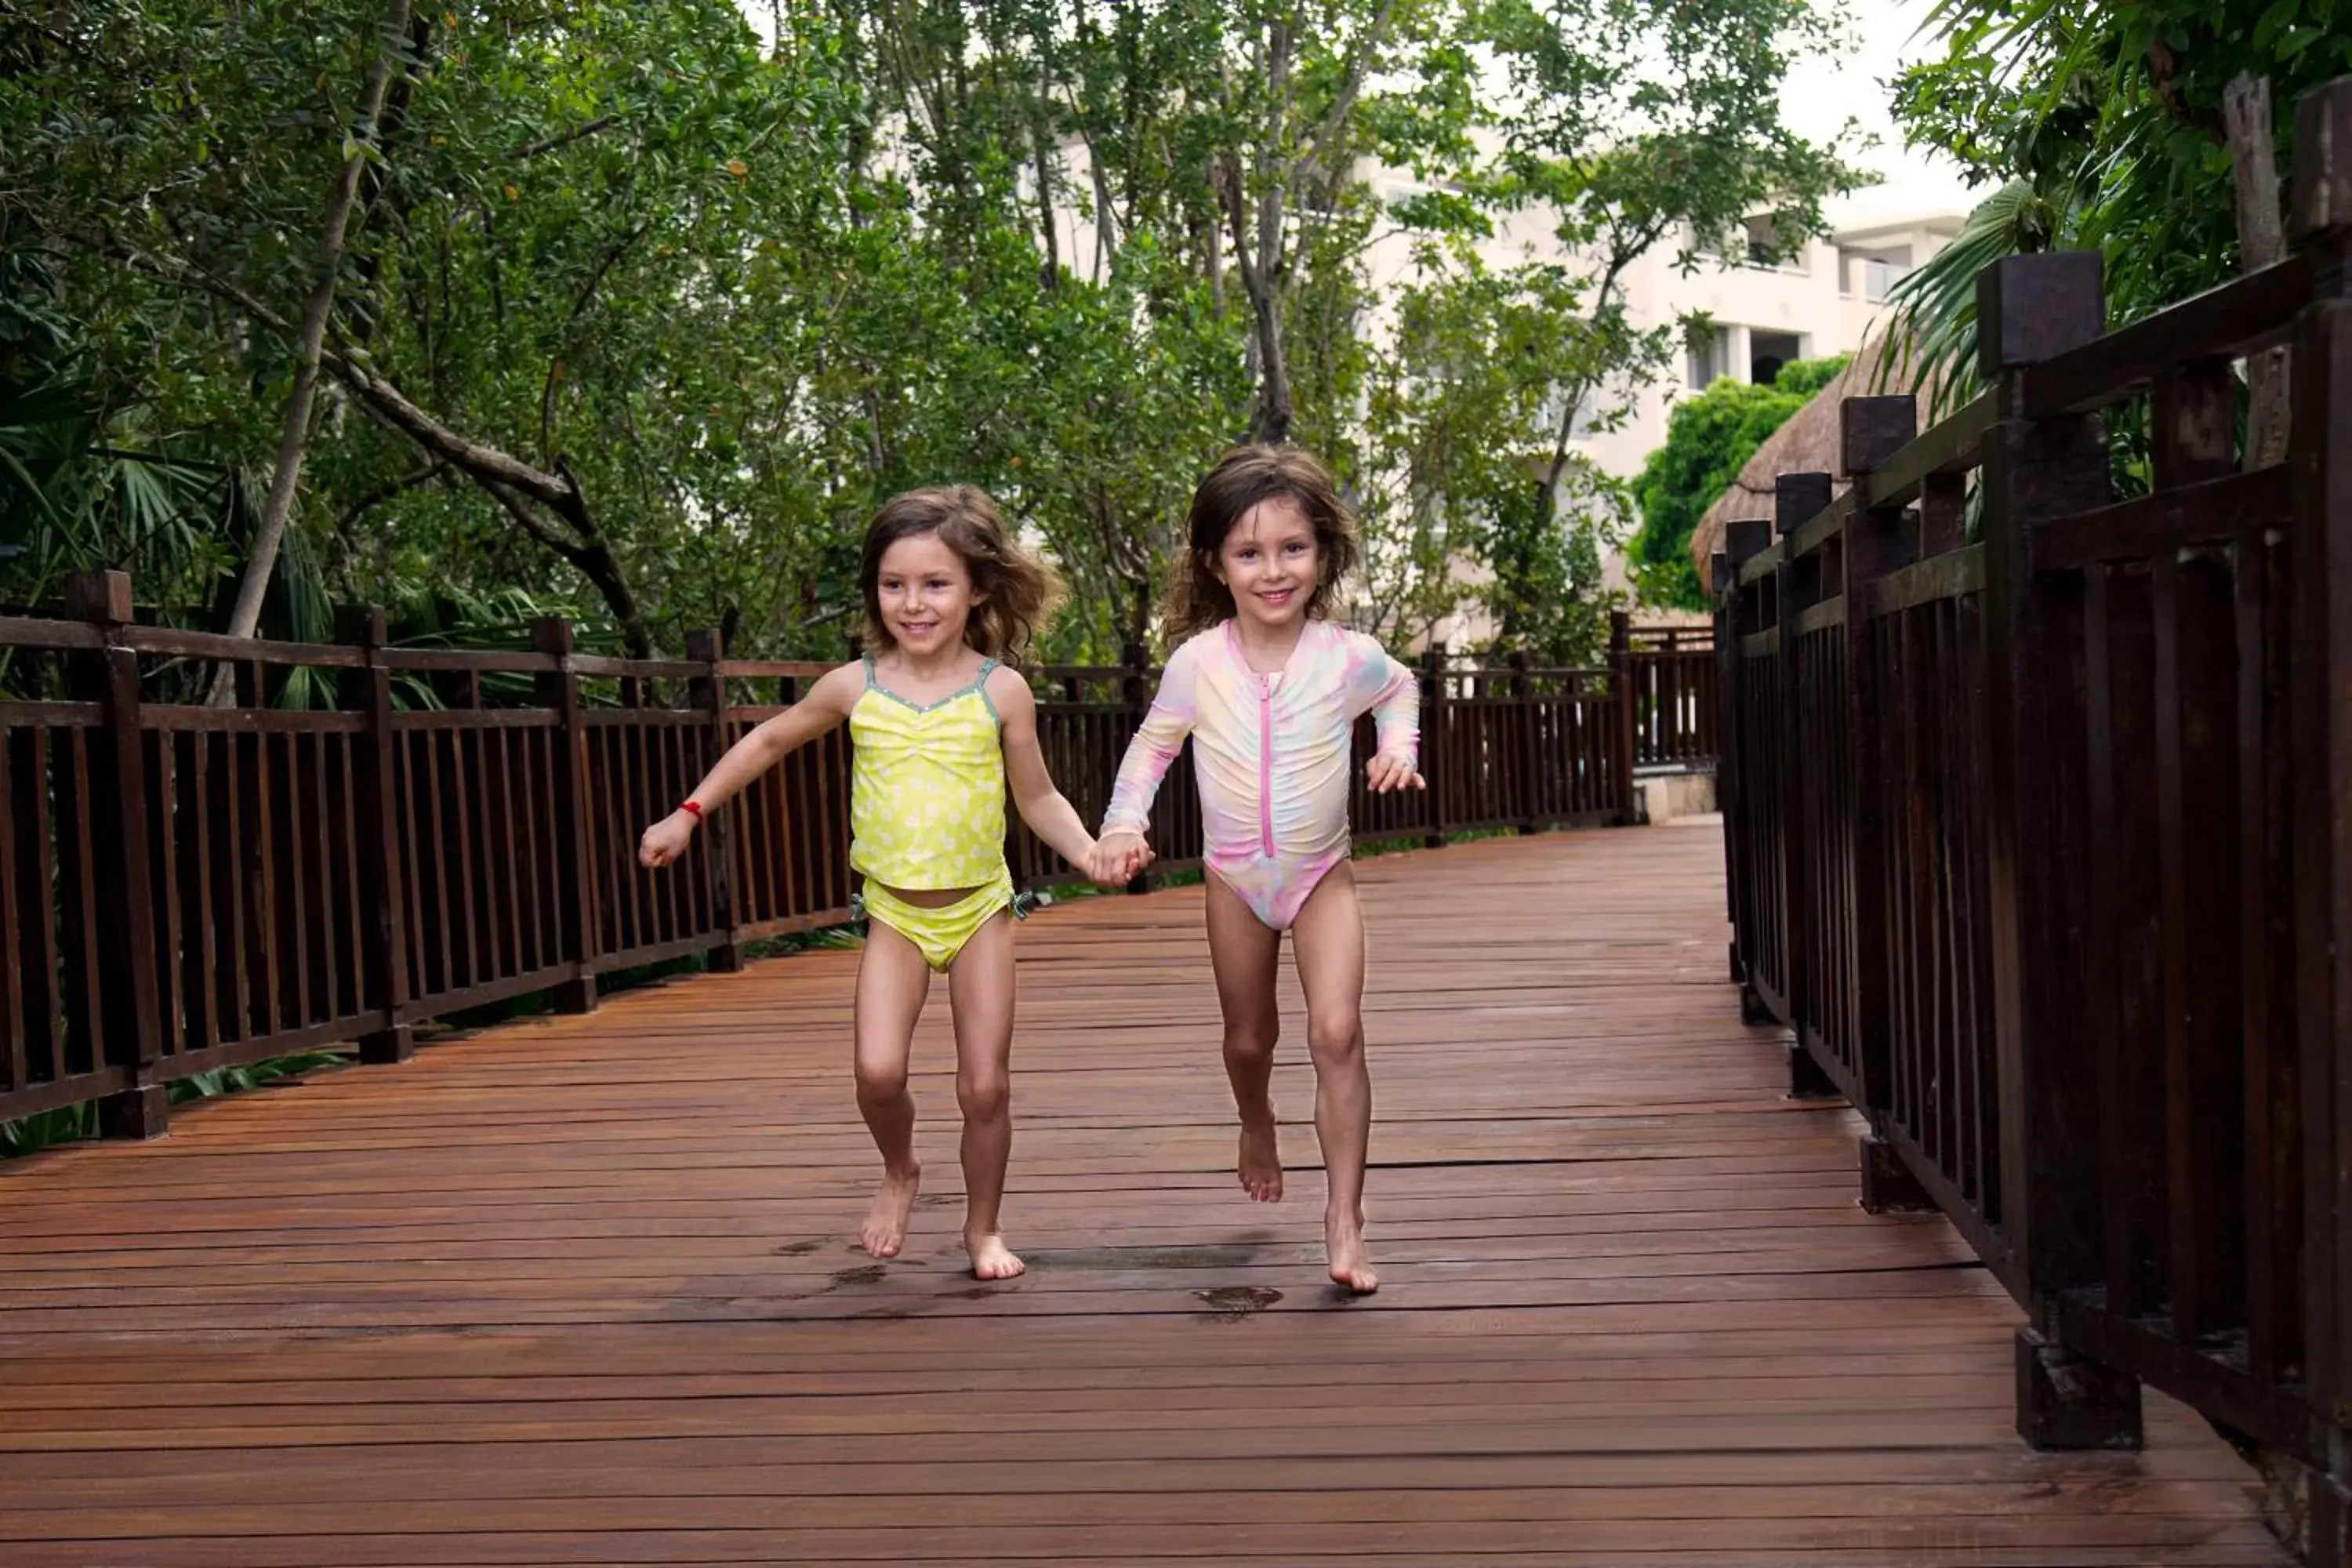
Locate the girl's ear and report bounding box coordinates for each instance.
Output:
[1204,547,1227,586]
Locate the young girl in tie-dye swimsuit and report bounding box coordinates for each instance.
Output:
[1091,446,1421,1294]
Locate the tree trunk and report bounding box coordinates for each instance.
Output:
[1247,278,1292,444]
[573,539,654,660]
[343,9,435,353]
[1202,185,1225,313]
[1029,104,1060,287]
[66,171,652,662]
[1538,269,1625,510]
[1249,25,1292,445]
[1225,20,1296,447]
[2223,73,2288,470]
[477,474,654,659]
[212,0,411,699]
[1088,136,1119,284]
[1225,2,1395,446]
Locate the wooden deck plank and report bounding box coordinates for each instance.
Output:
[0,823,2284,1564]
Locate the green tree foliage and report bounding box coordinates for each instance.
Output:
[0,0,1844,667]
[1345,258,1617,656]
[1875,0,2352,414]
[1628,354,1846,611]
[1465,0,1859,655]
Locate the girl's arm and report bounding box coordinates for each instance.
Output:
[1345,633,1424,793]
[1099,642,1198,841]
[1095,642,1197,882]
[988,668,1096,870]
[640,662,862,868]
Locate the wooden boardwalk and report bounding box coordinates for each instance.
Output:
[0,823,2286,1566]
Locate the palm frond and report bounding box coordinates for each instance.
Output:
[1869,180,2060,421]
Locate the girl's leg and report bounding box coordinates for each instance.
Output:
[852,919,931,1259]
[1204,870,1285,1203]
[946,909,1024,1280]
[1288,862,1376,1294]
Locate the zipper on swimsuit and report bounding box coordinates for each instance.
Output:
[1256,672,1276,857]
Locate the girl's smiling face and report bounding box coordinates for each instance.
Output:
[1213,496,1320,631]
[873,532,980,655]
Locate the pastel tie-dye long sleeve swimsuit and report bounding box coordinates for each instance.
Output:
[1103,619,1420,931]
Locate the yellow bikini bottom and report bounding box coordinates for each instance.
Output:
[854,867,1021,971]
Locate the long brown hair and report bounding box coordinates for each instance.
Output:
[1165,445,1359,641]
[858,486,1062,662]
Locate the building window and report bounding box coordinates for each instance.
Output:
[1539,381,1611,440]
[1750,330,1806,386]
[1688,328,1732,390]
[1839,245,1914,302]
[1740,213,1809,274]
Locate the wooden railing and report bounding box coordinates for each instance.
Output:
[1625,627,1719,770]
[1711,74,2352,1557]
[0,610,1643,1135]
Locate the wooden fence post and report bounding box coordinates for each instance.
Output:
[2289,75,2352,1563]
[1974,250,2141,1449]
[1120,641,1156,895]
[1508,649,1538,833]
[1609,611,1638,825]
[335,607,413,1065]
[1726,517,1774,1022]
[531,619,598,1013]
[1712,553,1742,982]
[686,630,744,975]
[1839,395,1933,1212]
[1774,474,1840,1102]
[62,571,165,1139]
[1421,644,1449,849]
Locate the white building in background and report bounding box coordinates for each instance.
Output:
[1040,131,1966,641]
[1581,208,1965,481]
[1355,180,1965,488]
[1355,183,1967,644]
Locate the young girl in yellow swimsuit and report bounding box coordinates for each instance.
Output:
[638,488,1099,1281]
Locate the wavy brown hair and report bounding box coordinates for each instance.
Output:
[1165,445,1360,641]
[858,486,1062,662]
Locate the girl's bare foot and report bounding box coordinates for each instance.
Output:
[967,1230,1026,1281]
[860,1163,921,1259]
[1326,1207,1377,1294]
[1238,1111,1284,1203]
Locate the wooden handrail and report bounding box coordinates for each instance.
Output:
[1710,67,2352,1501]
[0,611,1679,1136]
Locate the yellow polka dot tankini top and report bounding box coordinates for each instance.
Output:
[848,657,1007,891]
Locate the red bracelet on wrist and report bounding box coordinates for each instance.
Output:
[679,800,704,822]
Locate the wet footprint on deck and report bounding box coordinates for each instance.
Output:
[1195,1284,1282,1316]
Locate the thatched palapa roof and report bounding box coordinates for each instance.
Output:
[1687,340,1938,579]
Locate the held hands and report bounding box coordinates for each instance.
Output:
[1365,751,1425,793]
[639,809,698,869]
[1087,830,1154,887]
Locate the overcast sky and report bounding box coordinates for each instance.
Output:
[1801,0,1982,224]
[734,0,1982,223]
